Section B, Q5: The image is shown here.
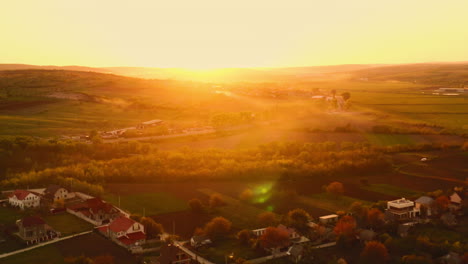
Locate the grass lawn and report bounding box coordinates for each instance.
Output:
[298,193,370,213]
[42,213,94,236]
[0,207,24,225]
[2,244,65,264]
[0,238,24,254]
[103,192,188,216]
[361,184,423,198]
[198,188,273,229]
[2,233,137,264]
[196,237,266,263]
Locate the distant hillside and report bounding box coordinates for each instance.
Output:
[0,69,154,98]
[0,64,382,82]
[350,63,468,86]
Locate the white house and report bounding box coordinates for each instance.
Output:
[44,185,73,202]
[386,198,419,220]
[98,216,146,248]
[8,190,41,210]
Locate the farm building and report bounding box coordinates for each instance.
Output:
[319,214,338,225]
[8,190,41,210]
[67,197,120,226]
[136,119,163,129]
[386,198,420,220]
[16,216,58,245]
[97,215,146,249]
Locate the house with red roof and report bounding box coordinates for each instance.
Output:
[16,216,58,245]
[97,215,146,249]
[8,190,41,210]
[67,197,120,225]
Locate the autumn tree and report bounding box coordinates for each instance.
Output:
[204,217,232,240]
[349,202,368,221]
[360,241,389,264]
[334,215,356,238]
[188,198,204,213]
[401,255,434,264]
[257,212,276,227]
[366,208,385,229]
[237,229,254,245]
[326,182,344,196]
[287,208,311,231]
[259,226,290,249]
[209,193,225,208]
[140,217,164,239]
[434,196,450,213]
[239,188,254,202]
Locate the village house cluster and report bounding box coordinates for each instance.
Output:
[3,185,148,250]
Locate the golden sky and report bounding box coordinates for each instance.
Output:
[1,0,468,69]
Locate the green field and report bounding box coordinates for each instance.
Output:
[361,184,423,198]
[103,192,188,216]
[198,188,273,229]
[298,193,371,213]
[43,213,94,236]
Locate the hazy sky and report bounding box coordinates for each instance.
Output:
[1,0,468,68]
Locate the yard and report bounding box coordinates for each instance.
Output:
[194,237,267,264]
[43,213,94,236]
[103,192,188,216]
[0,207,24,225]
[1,233,137,264]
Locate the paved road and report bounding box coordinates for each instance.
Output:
[0,231,93,259]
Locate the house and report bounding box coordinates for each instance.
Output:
[8,190,41,210]
[415,196,434,217]
[16,216,58,245]
[190,235,211,248]
[449,191,465,211]
[356,229,376,243]
[287,244,304,263]
[386,198,419,220]
[319,214,338,225]
[67,198,120,225]
[98,216,146,248]
[44,185,73,203]
[159,243,195,264]
[277,224,301,240]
